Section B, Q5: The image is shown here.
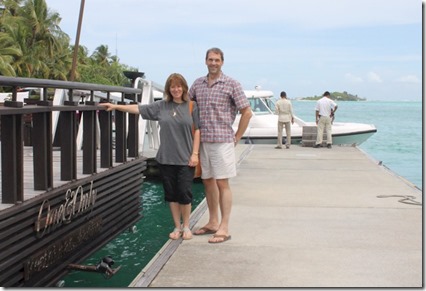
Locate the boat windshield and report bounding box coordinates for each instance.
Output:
[248,97,274,115]
[264,97,276,112]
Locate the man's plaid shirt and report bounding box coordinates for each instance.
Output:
[189,73,250,143]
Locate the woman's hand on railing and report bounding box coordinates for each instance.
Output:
[99,103,140,114]
[98,103,115,111]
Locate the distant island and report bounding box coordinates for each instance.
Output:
[295,91,366,101]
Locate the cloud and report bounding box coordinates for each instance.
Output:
[367,72,383,83]
[44,0,422,101]
[345,73,363,83]
[345,72,384,84]
[47,0,421,35]
[396,75,421,83]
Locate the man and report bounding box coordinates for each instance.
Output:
[314,91,338,148]
[274,91,294,149]
[189,47,252,243]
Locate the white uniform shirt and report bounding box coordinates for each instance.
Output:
[315,97,337,117]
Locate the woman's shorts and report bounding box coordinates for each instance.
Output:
[200,142,236,179]
[159,164,194,204]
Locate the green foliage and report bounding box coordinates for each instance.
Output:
[0,0,139,86]
[299,91,367,101]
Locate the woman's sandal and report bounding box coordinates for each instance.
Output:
[182,227,193,240]
[169,227,182,240]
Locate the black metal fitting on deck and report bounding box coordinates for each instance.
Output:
[68,256,121,279]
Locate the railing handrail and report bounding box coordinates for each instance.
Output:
[0,76,141,95]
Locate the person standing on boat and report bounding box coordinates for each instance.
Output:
[189,47,252,244]
[314,91,338,148]
[274,91,294,149]
[99,73,200,241]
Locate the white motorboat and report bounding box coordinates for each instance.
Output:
[233,89,377,145]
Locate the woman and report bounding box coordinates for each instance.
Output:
[100,73,200,240]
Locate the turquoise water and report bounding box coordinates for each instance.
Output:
[62,101,422,287]
[63,180,206,287]
[292,101,422,189]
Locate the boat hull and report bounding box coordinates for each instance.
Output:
[240,129,377,145]
[234,112,377,146]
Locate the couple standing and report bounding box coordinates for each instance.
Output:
[101,48,253,244]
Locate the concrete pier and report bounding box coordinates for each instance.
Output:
[130,144,422,288]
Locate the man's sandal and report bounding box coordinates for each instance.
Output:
[193,226,218,235]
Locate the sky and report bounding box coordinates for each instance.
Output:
[44,0,422,101]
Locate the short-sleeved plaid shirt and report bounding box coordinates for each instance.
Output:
[189,73,250,143]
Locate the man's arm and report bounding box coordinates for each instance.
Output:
[234,106,253,145]
[315,110,320,124]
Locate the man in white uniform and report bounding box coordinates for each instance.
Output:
[314,91,338,148]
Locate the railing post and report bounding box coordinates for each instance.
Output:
[99,99,113,168]
[127,101,139,158]
[60,110,77,181]
[32,112,53,190]
[4,86,24,108]
[1,114,24,203]
[83,101,97,174]
[115,102,127,163]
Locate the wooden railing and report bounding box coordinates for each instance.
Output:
[0,76,142,205]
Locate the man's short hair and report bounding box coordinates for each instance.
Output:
[206,47,224,61]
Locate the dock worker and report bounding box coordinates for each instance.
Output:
[274,91,294,149]
[314,91,338,148]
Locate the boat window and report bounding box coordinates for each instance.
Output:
[264,98,276,111]
[248,98,271,114]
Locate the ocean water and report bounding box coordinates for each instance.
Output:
[63,180,206,287]
[292,101,422,189]
[62,101,422,287]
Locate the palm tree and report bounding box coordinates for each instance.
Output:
[20,0,71,78]
[70,44,90,81]
[91,45,111,67]
[0,28,22,76]
[0,0,24,16]
[45,36,72,80]
[0,0,72,78]
[1,0,136,85]
[0,0,24,76]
